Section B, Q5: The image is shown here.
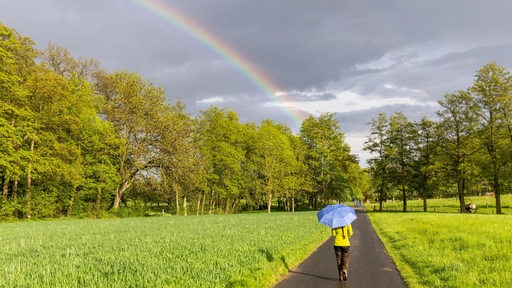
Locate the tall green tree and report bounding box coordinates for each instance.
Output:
[411,117,441,212]
[255,120,295,213]
[387,112,416,212]
[0,23,37,214]
[470,62,512,214]
[23,66,82,218]
[283,133,311,212]
[193,106,245,214]
[364,112,390,211]
[66,76,120,217]
[94,71,167,209]
[238,122,261,211]
[38,43,119,217]
[300,113,354,208]
[437,90,480,213]
[157,102,202,216]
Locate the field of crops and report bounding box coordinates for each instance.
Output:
[0,212,329,287]
[368,212,512,288]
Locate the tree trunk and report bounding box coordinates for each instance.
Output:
[458,176,466,213]
[196,195,200,216]
[68,186,76,217]
[2,174,9,199]
[113,192,121,210]
[401,172,407,212]
[490,147,502,214]
[494,173,502,214]
[292,192,295,213]
[423,197,427,212]
[267,191,272,214]
[379,178,384,211]
[183,195,187,216]
[495,192,502,214]
[96,186,103,213]
[232,198,239,213]
[209,188,215,214]
[175,184,180,216]
[113,177,134,209]
[26,138,35,219]
[202,192,206,215]
[13,176,18,201]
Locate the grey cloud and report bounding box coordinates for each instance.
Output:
[287,92,337,102]
[337,103,439,135]
[2,0,512,165]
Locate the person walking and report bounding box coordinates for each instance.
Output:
[317,203,357,281]
[332,224,352,281]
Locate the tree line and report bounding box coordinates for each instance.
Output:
[364,62,512,214]
[0,23,366,219]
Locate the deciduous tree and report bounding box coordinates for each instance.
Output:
[94,71,167,209]
[437,90,480,213]
[364,113,390,211]
[470,62,512,214]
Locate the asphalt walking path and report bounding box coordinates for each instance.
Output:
[273,207,407,288]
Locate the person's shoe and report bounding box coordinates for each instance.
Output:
[342,270,348,281]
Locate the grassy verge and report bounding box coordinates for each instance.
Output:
[0,212,330,287]
[368,212,512,288]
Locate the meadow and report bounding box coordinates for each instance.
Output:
[368,211,512,287]
[367,194,512,214]
[0,212,329,288]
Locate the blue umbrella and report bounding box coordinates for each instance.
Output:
[317,204,357,228]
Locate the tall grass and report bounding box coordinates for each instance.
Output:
[368,212,512,288]
[0,212,329,288]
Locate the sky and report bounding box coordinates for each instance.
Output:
[2,0,512,166]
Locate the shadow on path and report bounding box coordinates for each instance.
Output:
[273,207,407,288]
[286,270,340,282]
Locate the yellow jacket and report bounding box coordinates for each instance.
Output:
[332,224,353,247]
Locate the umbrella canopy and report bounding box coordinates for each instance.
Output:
[317,204,357,228]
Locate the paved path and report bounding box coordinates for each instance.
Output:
[273,208,407,288]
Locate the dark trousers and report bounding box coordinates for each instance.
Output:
[334,246,350,275]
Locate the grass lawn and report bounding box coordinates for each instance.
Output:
[368,211,512,288]
[0,212,330,288]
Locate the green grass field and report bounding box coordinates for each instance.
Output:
[368,212,512,288]
[4,195,512,288]
[0,212,330,288]
[366,194,512,214]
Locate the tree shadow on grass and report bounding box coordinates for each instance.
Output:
[258,248,275,262]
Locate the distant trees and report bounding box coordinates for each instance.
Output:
[365,62,512,214]
[0,23,366,219]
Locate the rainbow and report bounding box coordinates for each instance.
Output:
[130,0,304,126]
